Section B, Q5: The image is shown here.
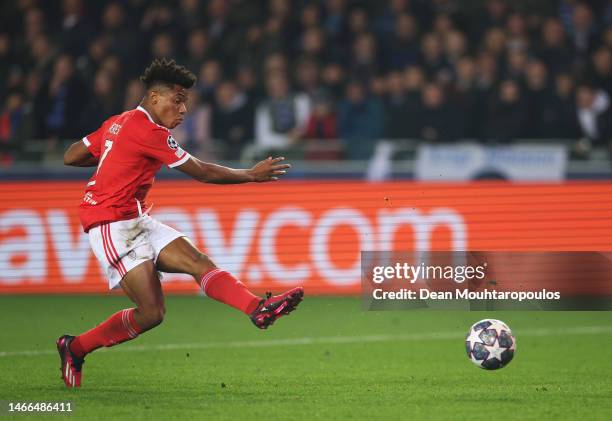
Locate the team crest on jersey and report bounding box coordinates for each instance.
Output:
[167,135,179,150]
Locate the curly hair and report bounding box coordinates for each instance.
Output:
[140,58,197,89]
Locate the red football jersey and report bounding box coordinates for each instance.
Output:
[78,106,190,232]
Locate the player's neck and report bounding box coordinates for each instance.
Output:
[138,102,162,126]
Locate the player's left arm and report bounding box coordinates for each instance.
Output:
[63,140,99,167]
[176,155,290,184]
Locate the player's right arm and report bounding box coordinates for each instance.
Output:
[64,122,108,167]
[64,140,99,167]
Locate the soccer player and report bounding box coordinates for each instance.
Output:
[56,59,304,388]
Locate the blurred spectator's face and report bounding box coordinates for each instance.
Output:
[593,48,612,74]
[486,0,507,19]
[152,33,175,59]
[269,0,289,19]
[89,36,108,61]
[302,28,324,55]
[264,53,287,75]
[62,0,82,15]
[322,64,344,85]
[577,86,595,108]
[477,52,497,79]
[421,34,441,59]
[506,13,526,36]
[297,62,319,89]
[354,34,376,62]
[500,80,519,103]
[6,93,24,111]
[0,34,10,56]
[573,4,593,30]
[456,58,476,82]
[555,74,574,97]
[445,31,466,57]
[542,19,565,47]
[390,0,408,13]
[124,79,145,109]
[422,84,444,108]
[386,72,404,94]
[507,49,527,72]
[349,9,368,34]
[403,66,424,90]
[484,28,506,55]
[526,61,547,88]
[313,101,331,116]
[237,67,256,90]
[433,14,453,35]
[346,82,365,103]
[370,77,386,96]
[181,0,200,13]
[101,55,121,77]
[328,0,345,14]
[216,82,237,107]
[25,8,44,34]
[94,71,113,97]
[265,17,282,35]
[603,28,612,49]
[267,75,289,99]
[200,61,221,85]
[25,72,41,97]
[53,55,74,83]
[30,35,50,61]
[188,30,208,57]
[103,3,124,29]
[208,0,228,19]
[395,14,416,40]
[301,4,320,28]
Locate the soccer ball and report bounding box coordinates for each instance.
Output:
[465,319,516,370]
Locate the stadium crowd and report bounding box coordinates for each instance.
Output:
[1,0,612,163]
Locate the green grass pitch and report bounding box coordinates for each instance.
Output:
[1,295,612,420]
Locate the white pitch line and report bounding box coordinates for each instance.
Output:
[1,325,611,359]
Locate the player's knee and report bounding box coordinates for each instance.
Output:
[140,304,165,329]
[190,252,216,277]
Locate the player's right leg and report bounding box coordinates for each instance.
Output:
[58,218,165,388]
[57,261,163,388]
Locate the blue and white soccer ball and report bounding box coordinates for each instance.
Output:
[466,319,516,370]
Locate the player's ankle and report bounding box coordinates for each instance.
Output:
[69,337,86,358]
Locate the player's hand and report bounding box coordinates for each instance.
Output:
[248,156,291,182]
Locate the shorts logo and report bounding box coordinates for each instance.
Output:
[167,135,179,150]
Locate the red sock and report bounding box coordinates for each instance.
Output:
[70,308,142,357]
[200,269,261,314]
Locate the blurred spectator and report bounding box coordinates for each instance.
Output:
[483,79,527,142]
[211,80,254,160]
[537,18,575,75]
[0,92,25,164]
[197,59,222,102]
[383,13,420,70]
[338,79,384,159]
[183,29,211,74]
[384,71,420,139]
[79,70,121,134]
[59,0,94,58]
[350,32,380,81]
[43,54,86,140]
[123,78,145,111]
[300,92,341,160]
[586,47,612,96]
[255,73,310,152]
[418,83,461,142]
[420,33,452,83]
[524,60,555,138]
[575,83,609,144]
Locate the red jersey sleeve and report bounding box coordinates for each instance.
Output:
[82,124,106,158]
[140,128,191,168]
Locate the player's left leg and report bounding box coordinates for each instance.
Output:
[155,236,303,329]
